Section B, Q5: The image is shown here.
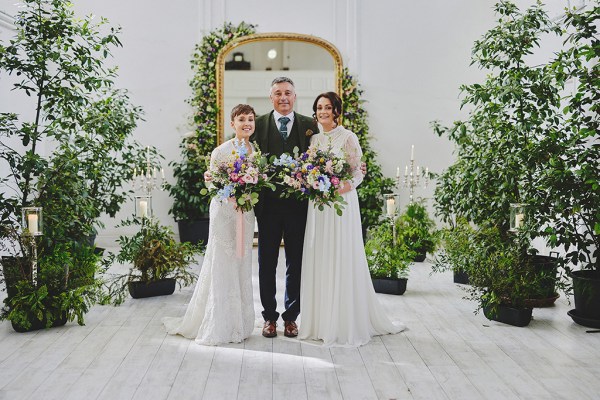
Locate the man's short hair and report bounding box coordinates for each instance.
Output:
[271,77,295,87]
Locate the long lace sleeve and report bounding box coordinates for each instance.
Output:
[343,130,364,189]
[207,145,224,190]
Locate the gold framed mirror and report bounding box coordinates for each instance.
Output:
[216,32,343,145]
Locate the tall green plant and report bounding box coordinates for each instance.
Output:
[0,0,146,247]
[433,1,562,235]
[533,4,600,271]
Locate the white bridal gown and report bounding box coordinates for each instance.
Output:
[298,125,404,347]
[163,140,255,345]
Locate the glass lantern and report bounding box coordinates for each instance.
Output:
[509,203,526,232]
[135,195,153,219]
[21,207,43,236]
[383,193,399,218]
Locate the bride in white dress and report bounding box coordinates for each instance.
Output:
[299,92,404,347]
[162,104,257,345]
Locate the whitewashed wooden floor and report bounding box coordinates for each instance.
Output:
[0,249,598,400]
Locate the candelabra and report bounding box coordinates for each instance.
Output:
[21,207,42,285]
[396,145,429,204]
[132,146,166,220]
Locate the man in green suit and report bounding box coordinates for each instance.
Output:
[251,77,318,339]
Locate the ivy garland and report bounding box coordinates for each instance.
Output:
[168,22,392,231]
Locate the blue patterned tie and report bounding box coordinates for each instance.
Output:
[278,116,290,141]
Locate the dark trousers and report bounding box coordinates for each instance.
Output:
[257,195,308,322]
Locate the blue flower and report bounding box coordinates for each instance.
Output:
[217,184,234,200]
[274,153,295,167]
[317,175,331,192]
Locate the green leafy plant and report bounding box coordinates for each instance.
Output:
[0,0,148,247]
[102,218,202,305]
[434,220,553,314]
[365,222,415,279]
[165,22,256,221]
[1,242,104,330]
[432,1,562,234]
[533,4,600,272]
[395,200,439,256]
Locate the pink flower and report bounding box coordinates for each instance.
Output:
[330,176,340,186]
[242,174,257,184]
[229,172,239,182]
[325,160,334,174]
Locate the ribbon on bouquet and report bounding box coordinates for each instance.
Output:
[236,209,244,258]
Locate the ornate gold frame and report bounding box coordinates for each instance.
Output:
[216,32,344,145]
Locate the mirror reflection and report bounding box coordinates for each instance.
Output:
[217,34,342,144]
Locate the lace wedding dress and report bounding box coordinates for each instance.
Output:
[163,140,255,345]
[298,125,405,347]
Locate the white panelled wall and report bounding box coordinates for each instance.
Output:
[0,0,575,245]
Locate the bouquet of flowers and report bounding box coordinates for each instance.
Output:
[201,140,275,212]
[274,146,354,215]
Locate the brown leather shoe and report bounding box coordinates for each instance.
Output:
[262,320,277,338]
[284,321,298,338]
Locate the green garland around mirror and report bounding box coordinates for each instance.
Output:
[169,22,393,233]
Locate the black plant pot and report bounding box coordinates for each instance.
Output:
[1,256,31,299]
[483,305,532,327]
[11,313,68,333]
[178,218,209,246]
[372,277,407,295]
[413,249,427,263]
[570,270,600,325]
[128,278,176,299]
[529,255,559,299]
[453,269,469,284]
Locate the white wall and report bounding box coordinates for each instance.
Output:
[0,0,576,245]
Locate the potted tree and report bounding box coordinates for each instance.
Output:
[533,4,600,327]
[395,200,438,262]
[0,0,145,330]
[432,2,565,303]
[365,222,415,295]
[102,218,202,305]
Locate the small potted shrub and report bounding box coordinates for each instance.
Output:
[0,237,104,332]
[103,218,201,305]
[395,200,438,262]
[439,221,553,327]
[365,222,415,295]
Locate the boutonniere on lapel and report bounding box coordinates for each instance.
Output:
[305,129,314,137]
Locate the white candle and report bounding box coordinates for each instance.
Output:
[27,214,39,234]
[396,166,400,179]
[161,168,165,179]
[425,167,429,176]
[405,165,408,176]
[411,145,414,161]
[514,213,524,229]
[153,167,157,178]
[416,166,420,176]
[146,146,150,163]
[386,198,396,216]
[133,167,137,179]
[139,200,148,218]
